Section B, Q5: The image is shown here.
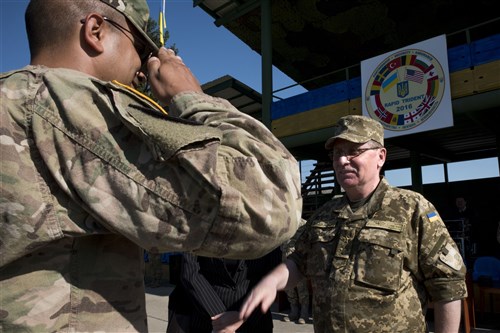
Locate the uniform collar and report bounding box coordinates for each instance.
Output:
[336,176,388,220]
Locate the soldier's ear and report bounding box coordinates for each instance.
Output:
[80,14,106,55]
[377,148,386,168]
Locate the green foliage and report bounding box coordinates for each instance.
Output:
[146,18,161,49]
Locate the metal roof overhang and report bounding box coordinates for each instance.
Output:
[195,1,500,175]
[201,75,262,121]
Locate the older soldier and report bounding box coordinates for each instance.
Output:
[0,0,302,331]
[238,115,467,333]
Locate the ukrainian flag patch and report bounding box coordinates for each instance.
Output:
[427,211,439,222]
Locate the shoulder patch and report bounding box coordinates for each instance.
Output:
[426,211,440,223]
[439,243,463,271]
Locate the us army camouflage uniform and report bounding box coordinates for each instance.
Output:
[0,66,302,332]
[289,177,467,333]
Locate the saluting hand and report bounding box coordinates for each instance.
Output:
[147,47,202,105]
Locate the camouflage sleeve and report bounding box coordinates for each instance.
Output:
[163,91,304,258]
[282,218,308,257]
[0,68,302,266]
[414,199,467,302]
[287,219,313,276]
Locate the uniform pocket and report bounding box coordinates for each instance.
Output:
[305,224,336,277]
[355,224,405,292]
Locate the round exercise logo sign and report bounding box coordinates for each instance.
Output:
[365,49,445,131]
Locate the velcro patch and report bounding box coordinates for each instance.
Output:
[365,220,403,232]
[439,243,463,271]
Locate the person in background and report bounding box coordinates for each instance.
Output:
[452,196,492,258]
[452,196,477,227]
[147,251,164,288]
[446,196,477,264]
[237,115,467,333]
[455,197,469,216]
[281,219,310,325]
[453,196,476,226]
[0,0,302,331]
[167,248,282,333]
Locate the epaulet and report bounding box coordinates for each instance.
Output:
[111,80,168,116]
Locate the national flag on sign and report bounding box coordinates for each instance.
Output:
[405,69,424,84]
[387,57,402,70]
[382,72,398,92]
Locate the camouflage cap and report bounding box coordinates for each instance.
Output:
[99,0,158,54]
[325,115,384,149]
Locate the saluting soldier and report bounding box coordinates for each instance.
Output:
[0,0,302,331]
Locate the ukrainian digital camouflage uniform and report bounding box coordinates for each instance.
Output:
[0,66,302,332]
[289,177,467,333]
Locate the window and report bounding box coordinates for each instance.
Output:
[447,157,499,181]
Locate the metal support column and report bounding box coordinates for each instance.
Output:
[410,150,423,194]
[497,133,500,175]
[261,0,272,129]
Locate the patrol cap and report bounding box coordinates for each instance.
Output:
[99,0,159,54]
[325,115,384,149]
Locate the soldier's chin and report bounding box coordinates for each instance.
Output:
[338,177,358,189]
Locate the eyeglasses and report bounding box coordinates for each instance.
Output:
[328,147,381,161]
[80,16,152,67]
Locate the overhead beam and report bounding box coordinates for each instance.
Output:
[214,0,260,27]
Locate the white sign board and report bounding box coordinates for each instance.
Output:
[361,34,453,138]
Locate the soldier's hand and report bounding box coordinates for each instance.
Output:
[239,278,277,321]
[211,311,243,333]
[147,48,202,105]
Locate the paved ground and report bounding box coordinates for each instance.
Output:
[145,284,500,333]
